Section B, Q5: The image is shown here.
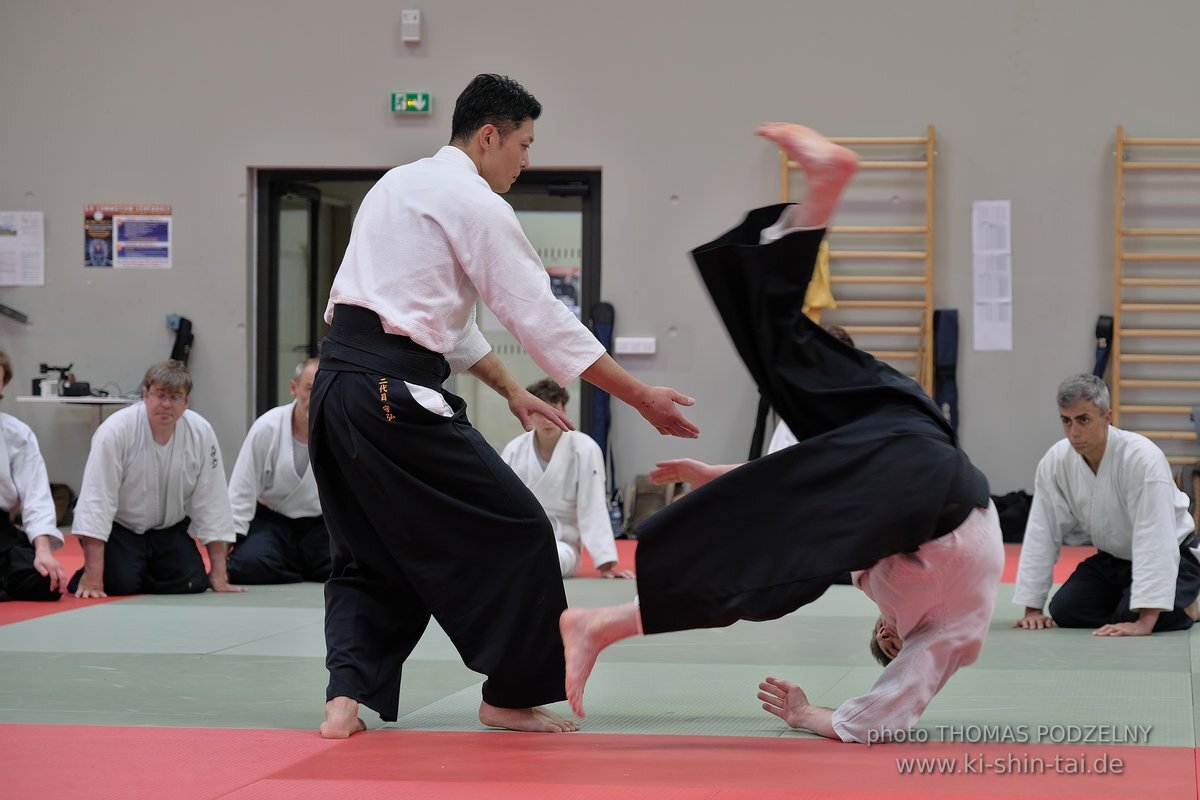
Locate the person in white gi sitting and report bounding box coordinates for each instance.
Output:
[501,378,633,580]
[0,349,67,601]
[1013,373,1200,635]
[68,360,243,597]
[227,357,330,584]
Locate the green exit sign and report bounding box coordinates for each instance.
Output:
[392,92,432,114]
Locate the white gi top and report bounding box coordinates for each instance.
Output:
[1013,426,1193,612]
[72,403,235,545]
[324,146,605,387]
[500,430,617,568]
[767,421,797,454]
[227,402,322,535]
[0,412,62,545]
[832,503,1004,743]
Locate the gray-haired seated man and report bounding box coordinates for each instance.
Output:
[1013,373,1200,636]
[226,357,331,584]
[68,361,243,597]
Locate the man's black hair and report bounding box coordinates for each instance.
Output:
[450,74,542,144]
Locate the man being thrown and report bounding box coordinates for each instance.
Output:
[501,378,633,580]
[227,357,330,584]
[312,74,697,738]
[69,360,242,597]
[561,123,1004,743]
[1012,374,1199,635]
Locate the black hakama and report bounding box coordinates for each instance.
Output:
[311,305,568,720]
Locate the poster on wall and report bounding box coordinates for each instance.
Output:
[547,265,581,317]
[971,200,1013,351]
[0,211,45,286]
[85,204,173,269]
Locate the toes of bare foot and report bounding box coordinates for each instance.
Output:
[535,706,580,732]
[560,609,597,718]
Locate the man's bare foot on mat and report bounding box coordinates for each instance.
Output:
[320,696,367,739]
[479,702,580,732]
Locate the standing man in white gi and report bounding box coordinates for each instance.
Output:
[560,123,1004,744]
[1013,373,1199,635]
[227,357,329,584]
[68,360,243,597]
[0,349,67,601]
[501,378,633,580]
[312,73,698,739]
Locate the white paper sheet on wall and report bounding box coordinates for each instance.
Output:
[0,211,45,286]
[972,201,1013,351]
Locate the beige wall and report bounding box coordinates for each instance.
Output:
[3,0,1200,495]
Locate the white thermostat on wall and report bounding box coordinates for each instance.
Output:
[401,9,421,43]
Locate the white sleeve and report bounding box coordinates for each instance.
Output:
[446,318,492,375]
[186,427,235,545]
[1128,460,1186,611]
[1012,454,1072,610]
[227,419,272,537]
[457,199,604,387]
[10,427,61,545]
[71,423,127,542]
[575,436,617,567]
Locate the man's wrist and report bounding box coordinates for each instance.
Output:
[1134,608,1162,630]
[797,703,835,735]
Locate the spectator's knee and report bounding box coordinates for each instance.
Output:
[1047,594,1093,628]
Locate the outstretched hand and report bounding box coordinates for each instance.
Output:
[650,458,724,490]
[757,676,813,729]
[510,390,576,432]
[635,386,698,439]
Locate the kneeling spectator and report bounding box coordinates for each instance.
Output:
[69,361,241,597]
[227,358,330,584]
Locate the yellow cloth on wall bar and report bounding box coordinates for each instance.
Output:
[802,240,836,323]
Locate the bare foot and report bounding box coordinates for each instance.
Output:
[1186,595,1200,622]
[560,603,640,717]
[320,696,366,739]
[478,701,579,732]
[755,123,859,228]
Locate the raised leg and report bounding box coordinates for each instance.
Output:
[756,123,859,228]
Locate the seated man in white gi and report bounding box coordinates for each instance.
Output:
[227,357,330,584]
[500,378,632,580]
[0,349,67,601]
[560,123,1004,743]
[1013,373,1199,635]
[68,360,243,597]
